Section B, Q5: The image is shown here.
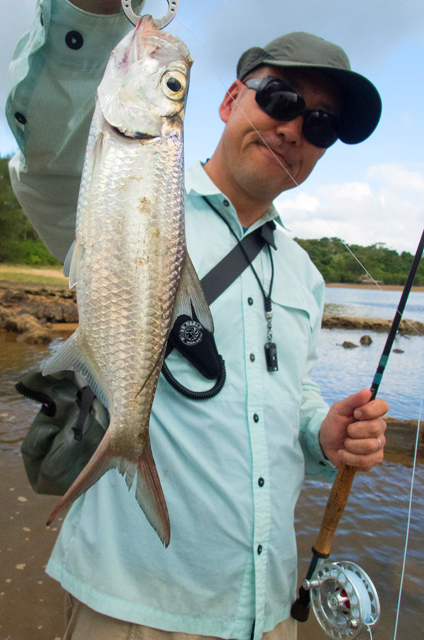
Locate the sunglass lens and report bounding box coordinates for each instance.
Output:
[303,111,339,148]
[256,81,303,121]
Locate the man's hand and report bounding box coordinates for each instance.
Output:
[319,389,388,471]
[69,0,122,14]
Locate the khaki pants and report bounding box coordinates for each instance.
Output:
[64,593,297,640]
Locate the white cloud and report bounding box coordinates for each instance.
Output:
[275,163,424,254]
[368,163,424,192]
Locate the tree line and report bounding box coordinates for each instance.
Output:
[295,237,424,286]
[0,157,61,265]
[0,156,423,284]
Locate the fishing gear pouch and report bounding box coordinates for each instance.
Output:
[16,368,109,496]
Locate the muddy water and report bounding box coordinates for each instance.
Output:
[0,331,423,640]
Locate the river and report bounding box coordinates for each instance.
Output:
[0,287,423,639]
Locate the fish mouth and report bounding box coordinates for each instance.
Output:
[112,126,158,141]
[134,132,158,141]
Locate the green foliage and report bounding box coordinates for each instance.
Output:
[0,156,61,266]
[295,237,424,285]
[1,154,422,283]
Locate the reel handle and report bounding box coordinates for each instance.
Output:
[313,462,356,556]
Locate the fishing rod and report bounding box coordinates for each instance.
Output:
[291,229,424,639]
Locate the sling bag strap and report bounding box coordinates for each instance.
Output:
[200,220,277,305]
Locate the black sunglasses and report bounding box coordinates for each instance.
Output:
[244,76,340,149]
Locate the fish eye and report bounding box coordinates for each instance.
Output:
[167,77,182,93]
[161,70,187,101]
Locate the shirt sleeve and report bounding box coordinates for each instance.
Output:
[298,278,338,480]
[6,0,136,261]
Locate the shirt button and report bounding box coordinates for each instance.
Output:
[223,199,230,207]
[253,413,259,423]
[66,31,84,50]
[258,477,265,487]
[248,297,254,306]
[14,112,27,125]
[250,353,255,362]
[257,544,263,555]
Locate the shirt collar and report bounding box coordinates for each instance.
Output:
[185,161,288,231]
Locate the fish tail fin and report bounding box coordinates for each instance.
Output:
[47,430,171,548]
[135,438,170,547]
[47,427,115,525]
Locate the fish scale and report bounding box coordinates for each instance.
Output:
[42,16,212,546]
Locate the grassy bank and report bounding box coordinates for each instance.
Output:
[0,264,67,286]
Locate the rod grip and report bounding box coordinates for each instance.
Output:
[313,462,356,557]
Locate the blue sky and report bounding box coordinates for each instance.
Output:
[1,0,424,255]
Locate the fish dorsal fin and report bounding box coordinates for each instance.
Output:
[41,329,109,410]
[172,253,214,333]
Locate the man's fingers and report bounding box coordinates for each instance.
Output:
[347,417,387,439]
[344,433,386,455]
[339,449,385,472]
[332,388,372,418]
[353,397,389,421]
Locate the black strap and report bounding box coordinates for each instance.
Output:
[73,386,96,441]
[200,220,276,305]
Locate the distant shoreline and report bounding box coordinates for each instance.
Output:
[326,283,424,292]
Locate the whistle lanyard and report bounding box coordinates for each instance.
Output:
[201,197,278,372]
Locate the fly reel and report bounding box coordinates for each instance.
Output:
[303,560,380,639]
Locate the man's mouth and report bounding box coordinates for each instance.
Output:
[261,143,291,168]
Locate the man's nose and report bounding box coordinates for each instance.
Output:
[275,116,303,144]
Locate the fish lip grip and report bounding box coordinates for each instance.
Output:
[122,0,179,29]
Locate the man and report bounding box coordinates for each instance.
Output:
[7,1,388,639]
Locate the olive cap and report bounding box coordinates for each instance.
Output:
[237,32,382,144]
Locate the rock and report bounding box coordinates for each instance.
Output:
[62,304,79,323]
[393,349,405,354]
[3,313,42,334]
[0,290,30,304]
[18,329,52,344]
[32,301,78,323]
[341,341,358,349]
[360,335,373,346]
[322,315,424,335]
[0,310,52,343]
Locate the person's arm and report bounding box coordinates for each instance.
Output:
[6,0,135,261]
[69,0,121,14]
[298,278,388,477]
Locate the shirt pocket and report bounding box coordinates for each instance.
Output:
[267,286,321,406]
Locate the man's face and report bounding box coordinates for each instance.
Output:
[218,65,342,200]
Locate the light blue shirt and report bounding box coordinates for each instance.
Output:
[7,3,337,639]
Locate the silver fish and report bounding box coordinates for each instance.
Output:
[42,16,213,547]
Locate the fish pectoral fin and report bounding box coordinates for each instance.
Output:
[172,252,214,333]
[136,438,170,547]
[69,238,84,289]
[41,329,109,410]
[47,428,115,525]
[63,240,75,279]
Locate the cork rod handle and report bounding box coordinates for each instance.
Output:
[313,463,356,557]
